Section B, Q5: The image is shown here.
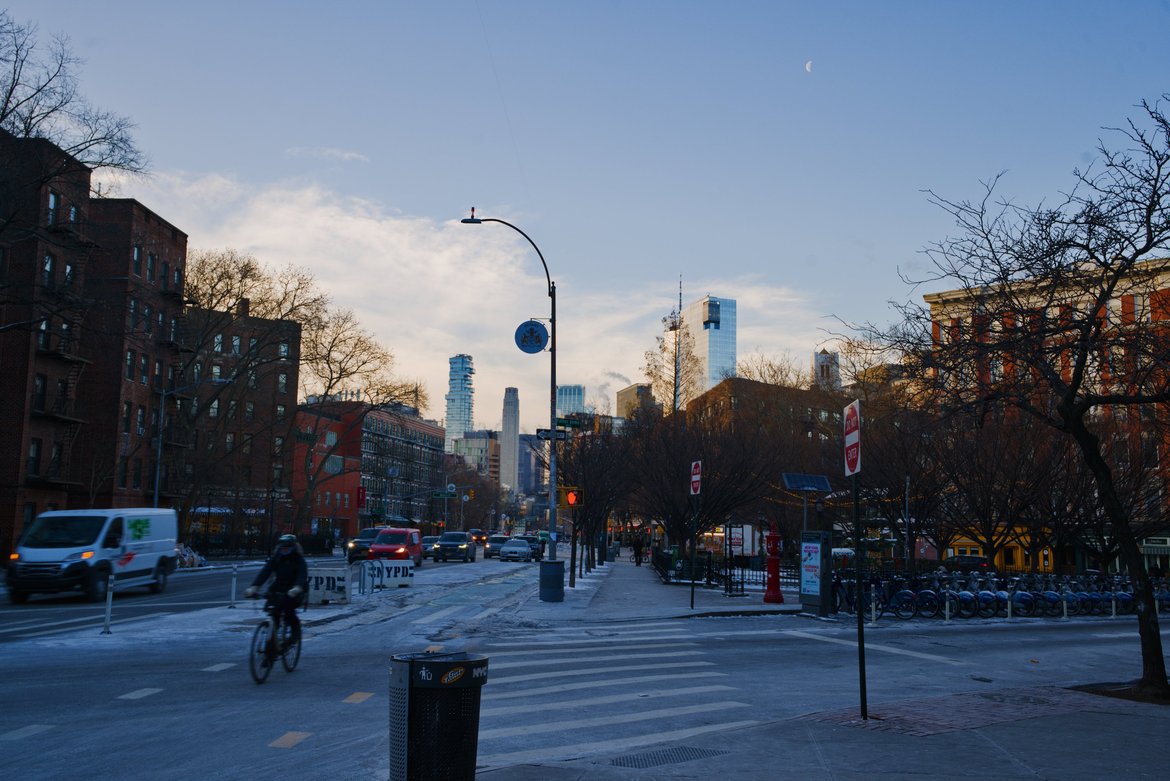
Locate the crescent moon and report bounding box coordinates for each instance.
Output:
[804,60,813,73]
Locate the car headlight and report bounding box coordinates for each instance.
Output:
[347,541,355,549]
[65,550,95,562]
[458,544,467,549]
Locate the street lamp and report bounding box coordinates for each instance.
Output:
[153,377,233,507]
[461,208,564,602]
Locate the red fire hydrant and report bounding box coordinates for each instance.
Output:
[763,524,783,603]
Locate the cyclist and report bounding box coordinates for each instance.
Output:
[245,534,308,663]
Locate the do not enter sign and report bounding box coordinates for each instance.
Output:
[690,460,702,496]
[843,400,861,476]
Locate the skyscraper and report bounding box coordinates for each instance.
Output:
[444,354,474,453]
[682,295,737,391]
[556,384,585,417]
[500,387,519,496]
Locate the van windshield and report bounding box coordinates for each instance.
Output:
[20,516,107,548]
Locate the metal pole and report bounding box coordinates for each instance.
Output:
[548,281,557,561]
[854,473,868,720]
[229,564,238,608]
[101,573,115,634]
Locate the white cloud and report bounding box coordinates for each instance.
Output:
[112,172,839,432]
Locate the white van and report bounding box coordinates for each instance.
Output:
[7,508,177,604]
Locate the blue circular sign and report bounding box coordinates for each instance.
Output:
[515,320,549,354]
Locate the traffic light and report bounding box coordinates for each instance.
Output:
[469,489,475,500]
[558,486,583,509]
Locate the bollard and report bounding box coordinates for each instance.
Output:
[1111,595,1117,619]
[1063,596,1068,620]
[229,565,238,608]
[944,594,951,622]
[101,572,115,634]
[870,592,878,625]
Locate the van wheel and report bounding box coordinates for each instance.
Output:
[149,565,168,594]
[8,589,29,604]
[85,570,110,602]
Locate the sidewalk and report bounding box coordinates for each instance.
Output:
[484,555,1170,780]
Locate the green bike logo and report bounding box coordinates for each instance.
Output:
[128,518,151,541]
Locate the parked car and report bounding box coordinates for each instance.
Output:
[368,528,424,566]
[498,538,533,562]
[516,535,543,561]
[483,534,510,559]
[435,531,477,562]
[944,555,992,571]
[347,527,386,563]
[421,535,440,560]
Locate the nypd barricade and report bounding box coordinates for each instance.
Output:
[361,558,414,590]
[307,565,351,605]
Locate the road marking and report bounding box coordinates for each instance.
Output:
[489,660,714,685]
[480,700,749,739]
[118,688,163,700]
[203,663,235,672]
[15,613,176,638]
[343,692,374,704]
[0,725,54,741]
[481,684,736,716]
[411,605,462,624]
[485,630,691,648]
[782,630,965,665]
[470,606,500,621]
[477,720,761,767]
[484,671,728,701]
[490,650,705,669]
[269,731,311,748]
[0,615,99,633]
[486,642,698,658]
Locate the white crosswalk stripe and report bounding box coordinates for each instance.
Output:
[475,625,754,764]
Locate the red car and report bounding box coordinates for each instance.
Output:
[368,528,424,566]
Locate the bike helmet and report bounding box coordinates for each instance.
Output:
[276,533,297,553]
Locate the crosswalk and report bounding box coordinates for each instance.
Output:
[473,620,758,768]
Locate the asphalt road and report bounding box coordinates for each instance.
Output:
[0,559,1163,780]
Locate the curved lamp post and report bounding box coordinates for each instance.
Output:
[461,208,563,602]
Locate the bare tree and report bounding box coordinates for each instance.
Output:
[643,301,704,413]
[737,350,813,388]
[866,96,1170,696]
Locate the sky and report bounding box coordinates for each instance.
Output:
[12,1,1170,432]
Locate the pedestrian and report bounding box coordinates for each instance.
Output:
[632,535,644,567]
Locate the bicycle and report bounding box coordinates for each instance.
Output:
[249,592,302,684]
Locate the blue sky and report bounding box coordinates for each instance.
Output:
[14,1,1170,431]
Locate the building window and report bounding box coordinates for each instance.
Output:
[272,463,283,485]
[245,401,255,421]
[47,191,59,225]
[42,253,55,287]
[132,459,142,489]
[275,404,286,422]
[27,438,42,475]
[32,374,47,412]
[278,373,288,393]
[143,304,153,334]
[249,337,258,353]
[248,370,257,389]
[213,334,224,353]
[129,298,138,329]
[140,354,149,385]
[126,350,136,380]
[137,406,146,435]
[273,436,284,456]
[211,364,222,380]
[154,359,163,388]
[225,432,235,452]
[231,335,241,355]
[122,402,132,434]
[228,400,237,419]
[146,253,157,282]
[161,262,170,290]
[132,246,142,276]
[242,437,252,455]
[279,341,290,359]
[209,400,220,418]
[37,319,50,350]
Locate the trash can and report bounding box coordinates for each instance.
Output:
[389,651,489,781]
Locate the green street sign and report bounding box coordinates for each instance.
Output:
[432,491,457,499]
[556,417,581,428]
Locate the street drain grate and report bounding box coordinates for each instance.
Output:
[610,746,729,769]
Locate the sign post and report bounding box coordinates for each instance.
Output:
[844,399,867,721]
[689,460,701,609]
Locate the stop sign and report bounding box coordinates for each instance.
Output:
[843,400,861,476]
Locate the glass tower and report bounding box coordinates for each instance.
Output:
[682,295,737,391]
[444,354,474,453]
[556,384,586,417]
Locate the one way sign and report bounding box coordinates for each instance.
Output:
[690,460,701,496]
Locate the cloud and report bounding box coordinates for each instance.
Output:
[112,171,841,432]
[284,146,370,163]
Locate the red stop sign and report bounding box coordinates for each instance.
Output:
[843,401,861,476]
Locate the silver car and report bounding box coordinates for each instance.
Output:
[498,538,532,562]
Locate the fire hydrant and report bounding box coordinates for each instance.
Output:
[763,525,783,603]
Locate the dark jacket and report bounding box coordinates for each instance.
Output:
[252,545,309,593]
